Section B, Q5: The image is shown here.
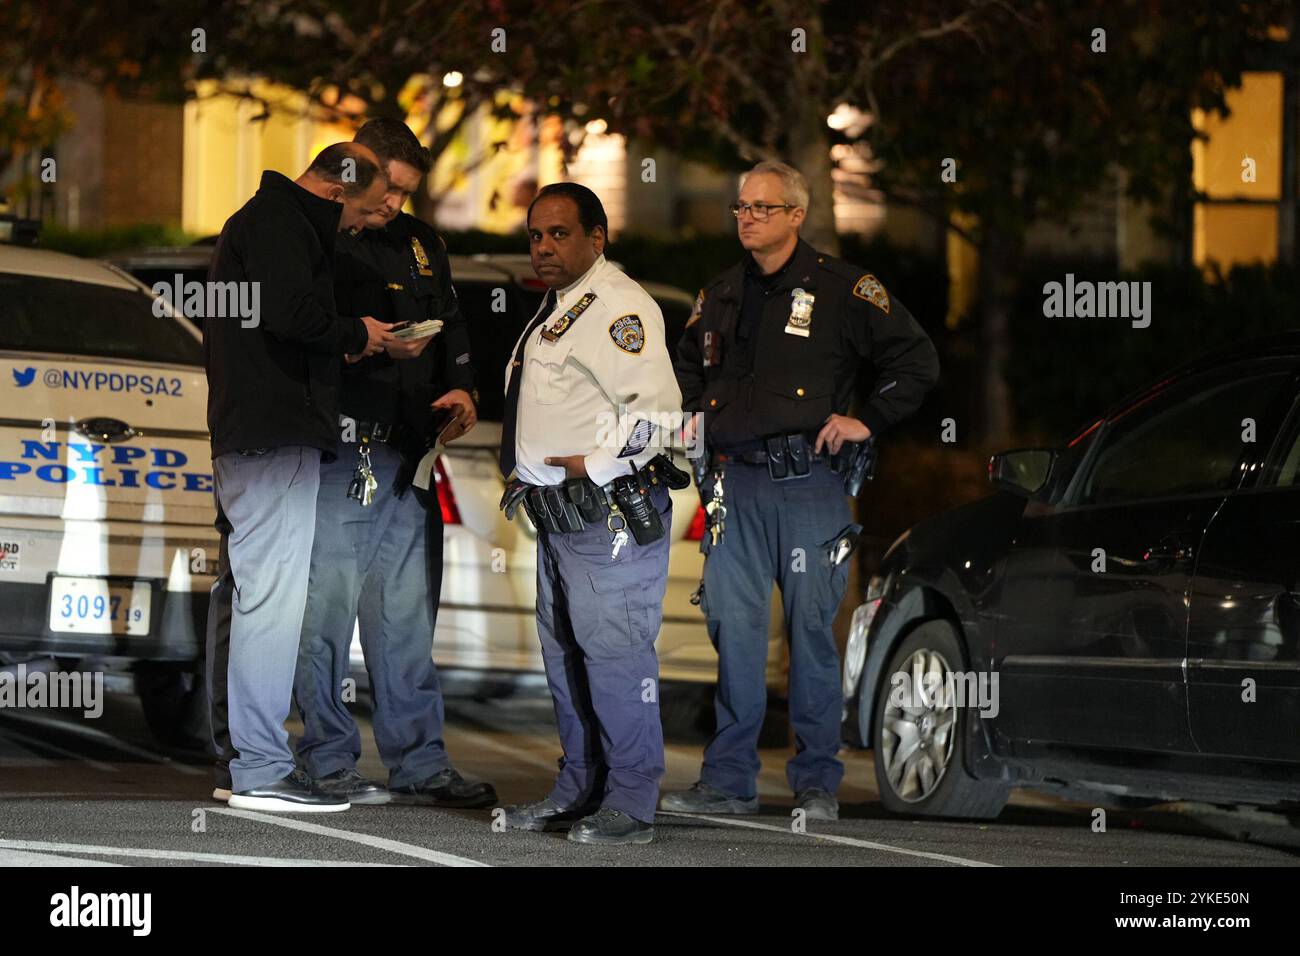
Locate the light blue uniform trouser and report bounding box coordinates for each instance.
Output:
[293,441,450,789]
[210,445,321,793]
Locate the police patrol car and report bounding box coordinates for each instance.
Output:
[0,232,218,745]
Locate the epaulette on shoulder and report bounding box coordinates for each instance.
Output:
[815,252,863,281]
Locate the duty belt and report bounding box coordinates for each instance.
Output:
[710,430,876,495]
[500,453,690,538]
[340,418,410,446]
[715,431,852,479]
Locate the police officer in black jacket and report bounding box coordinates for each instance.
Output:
[661,161,939,822]
[291,119,496,808]
[204,143,394,813]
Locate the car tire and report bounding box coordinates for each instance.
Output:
[872,619,1009,819]
[136,661,211,753]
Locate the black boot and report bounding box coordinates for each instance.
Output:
[389,768,497,808]
[567,808,655,845]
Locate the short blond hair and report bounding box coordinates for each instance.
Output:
[739,161,809,211]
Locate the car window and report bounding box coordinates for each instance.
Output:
[1262,395,1300,487]
[124,266,212,330]
[0,273,203,366]
[1079,370,1293,506]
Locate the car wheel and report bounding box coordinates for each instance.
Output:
[872,620,1009,819]
[136,662,211,753]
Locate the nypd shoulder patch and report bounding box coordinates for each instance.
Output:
[852,274,891,314]
[609,314,646,354]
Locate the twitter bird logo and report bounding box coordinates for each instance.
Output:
[12,367,36,388]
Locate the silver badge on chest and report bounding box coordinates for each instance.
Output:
[785,287,814,337]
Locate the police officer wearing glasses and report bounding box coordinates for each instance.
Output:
[662,161,939,821]
[497,183,685,845]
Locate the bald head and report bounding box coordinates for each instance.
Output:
[297,142,387,231]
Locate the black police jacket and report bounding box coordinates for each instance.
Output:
[204,170,368,459]
[333,212,475,445]
[673,238,939,448]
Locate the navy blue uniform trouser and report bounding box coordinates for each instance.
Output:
[535,486,671,823]
[699,460,851,798]
[293,441,450,789]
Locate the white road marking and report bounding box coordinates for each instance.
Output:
[0,710,204,775]
[658,811,998,867]
[0,847,123,866]
[0,839,392,867]
[211,807,489,867]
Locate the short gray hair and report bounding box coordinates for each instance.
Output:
[739,161,809,211]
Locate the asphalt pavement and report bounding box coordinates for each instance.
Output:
[1,687,1298,868]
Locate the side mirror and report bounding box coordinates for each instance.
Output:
[988,448,1055,496]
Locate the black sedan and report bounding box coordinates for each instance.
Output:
[842,333,1300,818]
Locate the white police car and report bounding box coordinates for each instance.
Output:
[0,239,218,745]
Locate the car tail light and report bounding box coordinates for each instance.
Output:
[435,457,461,525]
[685,503,707,541]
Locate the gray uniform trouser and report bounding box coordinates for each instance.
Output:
[293,441,449,788]
[535,485,671,823]
[207,445,321,793]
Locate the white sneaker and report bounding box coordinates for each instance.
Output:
[227,770,351,813]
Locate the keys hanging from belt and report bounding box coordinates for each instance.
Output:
[347,439,379,507]
[704,467,726,546]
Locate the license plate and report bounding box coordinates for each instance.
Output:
[48,577,151,636]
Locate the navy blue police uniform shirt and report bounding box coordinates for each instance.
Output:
[332,212,475,440]
[673,237,939,450]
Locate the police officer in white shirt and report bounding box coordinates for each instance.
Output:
[497,183,685,845]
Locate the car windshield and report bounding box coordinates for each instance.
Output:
[0,273,202,367]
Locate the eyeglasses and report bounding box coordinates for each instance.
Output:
[729,201,796,222]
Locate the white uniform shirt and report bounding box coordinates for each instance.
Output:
[507,255,683,488]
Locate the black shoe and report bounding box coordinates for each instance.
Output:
[314,768,391,806]
[659,782,759,815]
[567,807,655,845]
[389,768,498,809]
[500,796,599,831]
[228,769,350,813]
[795,788,839,821]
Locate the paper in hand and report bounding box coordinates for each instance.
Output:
[393,319,444,341]
[412,416,463,491]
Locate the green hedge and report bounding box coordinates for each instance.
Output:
[38,223,201,259]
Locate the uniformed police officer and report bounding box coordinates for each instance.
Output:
[661,161,939,821]
[498,183,684,845]
[292,118,496,809]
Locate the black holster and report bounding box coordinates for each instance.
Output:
[610,471,665,545]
